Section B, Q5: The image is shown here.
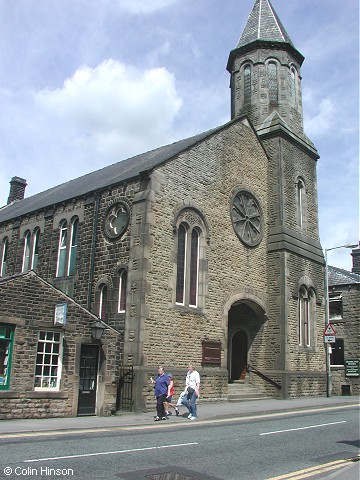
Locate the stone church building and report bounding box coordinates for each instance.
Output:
[0,0,327,418]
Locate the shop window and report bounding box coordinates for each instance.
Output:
[34,331,63,390]
[0,324,14,390]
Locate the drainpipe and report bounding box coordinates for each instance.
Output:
[88,192,100,310]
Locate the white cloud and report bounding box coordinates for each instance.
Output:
[35,59,183,158]
[303,94,335,138]
[113,0,179,14]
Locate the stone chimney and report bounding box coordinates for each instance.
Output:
[351,244,360,274]
[7,176,27,204]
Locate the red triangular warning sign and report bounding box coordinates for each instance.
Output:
[324,323,336,335]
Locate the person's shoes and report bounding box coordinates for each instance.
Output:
[188,413,192,419]
[175,407,179,416]
[154,416,160,421]
[161,417,168,420]
[165,411,169,416]
[189,415,197,420]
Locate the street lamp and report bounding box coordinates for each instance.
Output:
[91,319,106,342]
[324,243,358,397]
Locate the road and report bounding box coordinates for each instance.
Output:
[0,406,358,479]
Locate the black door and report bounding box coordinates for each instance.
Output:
[231,330,248,381]
[77,344,99,416]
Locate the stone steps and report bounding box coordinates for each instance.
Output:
[227,380,268,402]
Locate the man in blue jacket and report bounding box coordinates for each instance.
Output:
[151,366,170,421]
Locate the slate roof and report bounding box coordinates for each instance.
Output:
[0,125,223,223]
[237,0,294,48]
[328,265,360,287]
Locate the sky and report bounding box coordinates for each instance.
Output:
[0,0,358,270]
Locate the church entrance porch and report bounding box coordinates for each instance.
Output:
[227,301,266,384]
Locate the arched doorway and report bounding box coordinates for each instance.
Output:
[230,330,248,381]
[227,299,267,383]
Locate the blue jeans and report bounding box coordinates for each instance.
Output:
[182,390,197,417]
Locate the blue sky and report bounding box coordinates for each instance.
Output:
[0,0,358,269]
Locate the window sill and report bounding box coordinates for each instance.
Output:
[0,390,20,398]
[29,391,67,399]
[174,304,204,315]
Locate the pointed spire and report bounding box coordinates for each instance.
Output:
[237,0,294,48]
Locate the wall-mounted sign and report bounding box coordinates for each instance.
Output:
[54,303,67,326]
[202,340,221,366]
[345,359,359,377]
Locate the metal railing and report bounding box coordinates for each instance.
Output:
[116,365,135,412]
[247,363,281,391]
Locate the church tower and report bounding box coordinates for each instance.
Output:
[228,0,325,397]
[227,0,305,136]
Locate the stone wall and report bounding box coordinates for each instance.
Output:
[0,272,121,419]
[330,284,360,396]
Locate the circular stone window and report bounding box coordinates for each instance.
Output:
[103,202,130,240]
[231,190,263,247]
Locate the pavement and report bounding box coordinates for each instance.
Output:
[0,395,359,479]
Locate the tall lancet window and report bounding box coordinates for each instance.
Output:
[296,178,306,229]
[290,67,297,105]
[267,62,278,102]
[298,286,316,347]
[244,65,252,104]
[175,208,207,309]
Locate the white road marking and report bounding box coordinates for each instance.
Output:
[260,420,346,436]
[24,442,198,463]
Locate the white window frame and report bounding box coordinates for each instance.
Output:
[99,284,108,320]
[21,231,31,273]
[117,269,127,313]
[30,228,40,271]
[0,238,8,277]
[56,221,68,277]
[67,218,79,276]
[34,331,63,390]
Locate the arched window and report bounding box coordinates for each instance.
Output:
[176,224,187,304]
[56,221,67,277]
[175,209,207,309]
[244,65,252,104]
[118,269,127,313]
[296,178,306,229]
[22,231,31,273]
[0,238,8,277]
[267,62,278,101]
[56,217,79,277]
[68,218,79,276]
[31,228,40,271]
[99,284,108,321]
[298,286,316,347]
[290,67,297,105]
[189,229,199,307]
